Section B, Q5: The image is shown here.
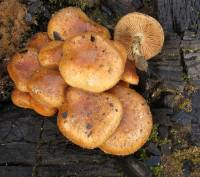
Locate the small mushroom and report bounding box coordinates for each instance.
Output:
[57,87,123,149]
[28,68,66,108]
[112,41,138,85]
[59,32,126,93]
[48,7,110,40]
[27,32,51,51]
[112,40,127,65]
[121,60,139,85]
[118,81,129,88]
[38,41,63,69]
[30,98,57,117]
[114,12,164,71]
[100,85,153,155]
[7,48,40,92]
[11,88,56,117]
[11,88,32,109]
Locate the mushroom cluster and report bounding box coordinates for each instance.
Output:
[7,7,164,155]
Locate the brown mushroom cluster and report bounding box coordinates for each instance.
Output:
[7,7,164,155]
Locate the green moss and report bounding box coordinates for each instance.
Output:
[138,149,149,161]
[182,48,198,53]
[150,165,164,177]
[182,73,191,81]
[149,124,159,142]
[173,147,200,164]
[162,147,200,176]
[67,0,93,10]
[178,98,192,112]
[149,124,170,145]
[170,128,177,135]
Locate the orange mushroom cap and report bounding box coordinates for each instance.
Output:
[121,60,139,85]
[7,48,40,92]
[11,88,31,109]
[27,32,51,51]
[38,41,63,69]
[48,7,110,40]
[100,85,153,155]
[28,67,66,108]
[57,87,123,149]
[30,98,57,117]
[114,12,164,61]
[59,32,126,93]
[11,88,56,117]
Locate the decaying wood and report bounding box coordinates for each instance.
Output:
[154,0,200,33]
[0,105,126,177]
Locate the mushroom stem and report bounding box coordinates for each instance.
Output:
[131,36,148,72]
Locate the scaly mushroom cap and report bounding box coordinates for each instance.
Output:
[59,33,125,93]
[7,48,40,92]
[30,98,57,117]
[27,32,51,51]
[11,88,31,109]
[121,60,139,85]
[57,87,123,149]
[38,41,63,69]
[100,85,153,155]
[28,68,66,108]
[48,7,110,40]
[114,12,164,60]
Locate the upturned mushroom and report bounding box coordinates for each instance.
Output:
[38,41,63,69]
[59,32,126,92]
[27,32,51,51]
[7,48,40,92]
[100,85,153,155]
[57,87,123,149]
[28,68,66,108]
[48,7,110,40]
[114,12,164,71]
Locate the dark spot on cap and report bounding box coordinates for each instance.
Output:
[115,109,118,112]
[62,112,67,119]
[102,112,106,116]
[102,49,105,53]
[87,131,92,137]
[109,103,114,107]
[86,123,92,130]
[108,67,112,73]
[141,102,146,106]
[0,33,2,40]
[53,31,63,41]
[90,35,95,42]
[19,49,28,54]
